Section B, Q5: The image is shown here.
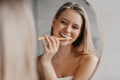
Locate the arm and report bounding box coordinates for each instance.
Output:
[73,54,98,80]
[41,57,58,80]
[38,35,59,80]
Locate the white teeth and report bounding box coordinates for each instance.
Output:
[61,33,71,38]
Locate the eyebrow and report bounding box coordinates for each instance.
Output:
[61,17,81,27]
[60,18,68,21]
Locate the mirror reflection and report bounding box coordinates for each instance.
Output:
[33,0,102,80]
[33,0,101,57]
[0,0,102,80]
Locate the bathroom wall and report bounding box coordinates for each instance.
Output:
[29,0,120,80]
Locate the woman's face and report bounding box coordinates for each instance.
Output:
[52,9,83,46]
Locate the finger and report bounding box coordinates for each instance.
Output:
[49,36,57,48]
[54,37,60,48]
[42,39,48,52]
[45,35,52,50]
[48,36,54,46]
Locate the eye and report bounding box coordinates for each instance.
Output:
[72,26,80,30]
[60,20,67,25]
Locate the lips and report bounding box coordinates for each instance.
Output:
[60,33,71,39]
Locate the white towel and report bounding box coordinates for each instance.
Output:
[58,76,73,80]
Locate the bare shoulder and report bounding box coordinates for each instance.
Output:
[37,55,43,72]
[37,55,42,62]
[37,55,44,80]
[82,53,98,63]
[37,55,42,71]
[83,54,98,65]
[73,54,98,80]
[37,55,42,67]
[79,53,98,68]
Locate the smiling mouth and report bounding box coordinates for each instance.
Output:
[60,33,71,39]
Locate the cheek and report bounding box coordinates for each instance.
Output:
[53,23,64,33]
[53,26,60,33]
[53,25,62,36]
[73,31,80,39]
[53,28,58,36]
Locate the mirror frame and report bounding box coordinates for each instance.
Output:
[83,0,103,78]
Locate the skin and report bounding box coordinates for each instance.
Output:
[37,9,98,80]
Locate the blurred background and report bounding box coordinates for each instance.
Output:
[28,0,120,80]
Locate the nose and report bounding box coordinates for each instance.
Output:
[64,25,71,33]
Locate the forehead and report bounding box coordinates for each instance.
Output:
[58,9,83,26]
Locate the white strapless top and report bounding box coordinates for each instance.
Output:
[58,76,73,80]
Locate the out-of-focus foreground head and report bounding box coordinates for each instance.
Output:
[0,0,37,80]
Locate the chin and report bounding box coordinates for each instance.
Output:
[59,41,71,47]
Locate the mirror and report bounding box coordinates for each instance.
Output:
[33,0,102,58]
[33,0,102,79]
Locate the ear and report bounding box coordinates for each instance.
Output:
[52,18,57,27]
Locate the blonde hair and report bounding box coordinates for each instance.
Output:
[0,1,37,80]
[51,1,95,56]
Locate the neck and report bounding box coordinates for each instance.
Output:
[54,44,73,59]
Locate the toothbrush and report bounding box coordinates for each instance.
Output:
[38,36,72,41]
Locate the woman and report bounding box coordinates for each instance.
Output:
[0,0,37,80]
[37,1,98,80]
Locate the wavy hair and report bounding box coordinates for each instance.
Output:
[50,1,95,56]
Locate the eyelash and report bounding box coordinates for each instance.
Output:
[60,20,80,30]
[61,20,67,25]
[72,26,79,29]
